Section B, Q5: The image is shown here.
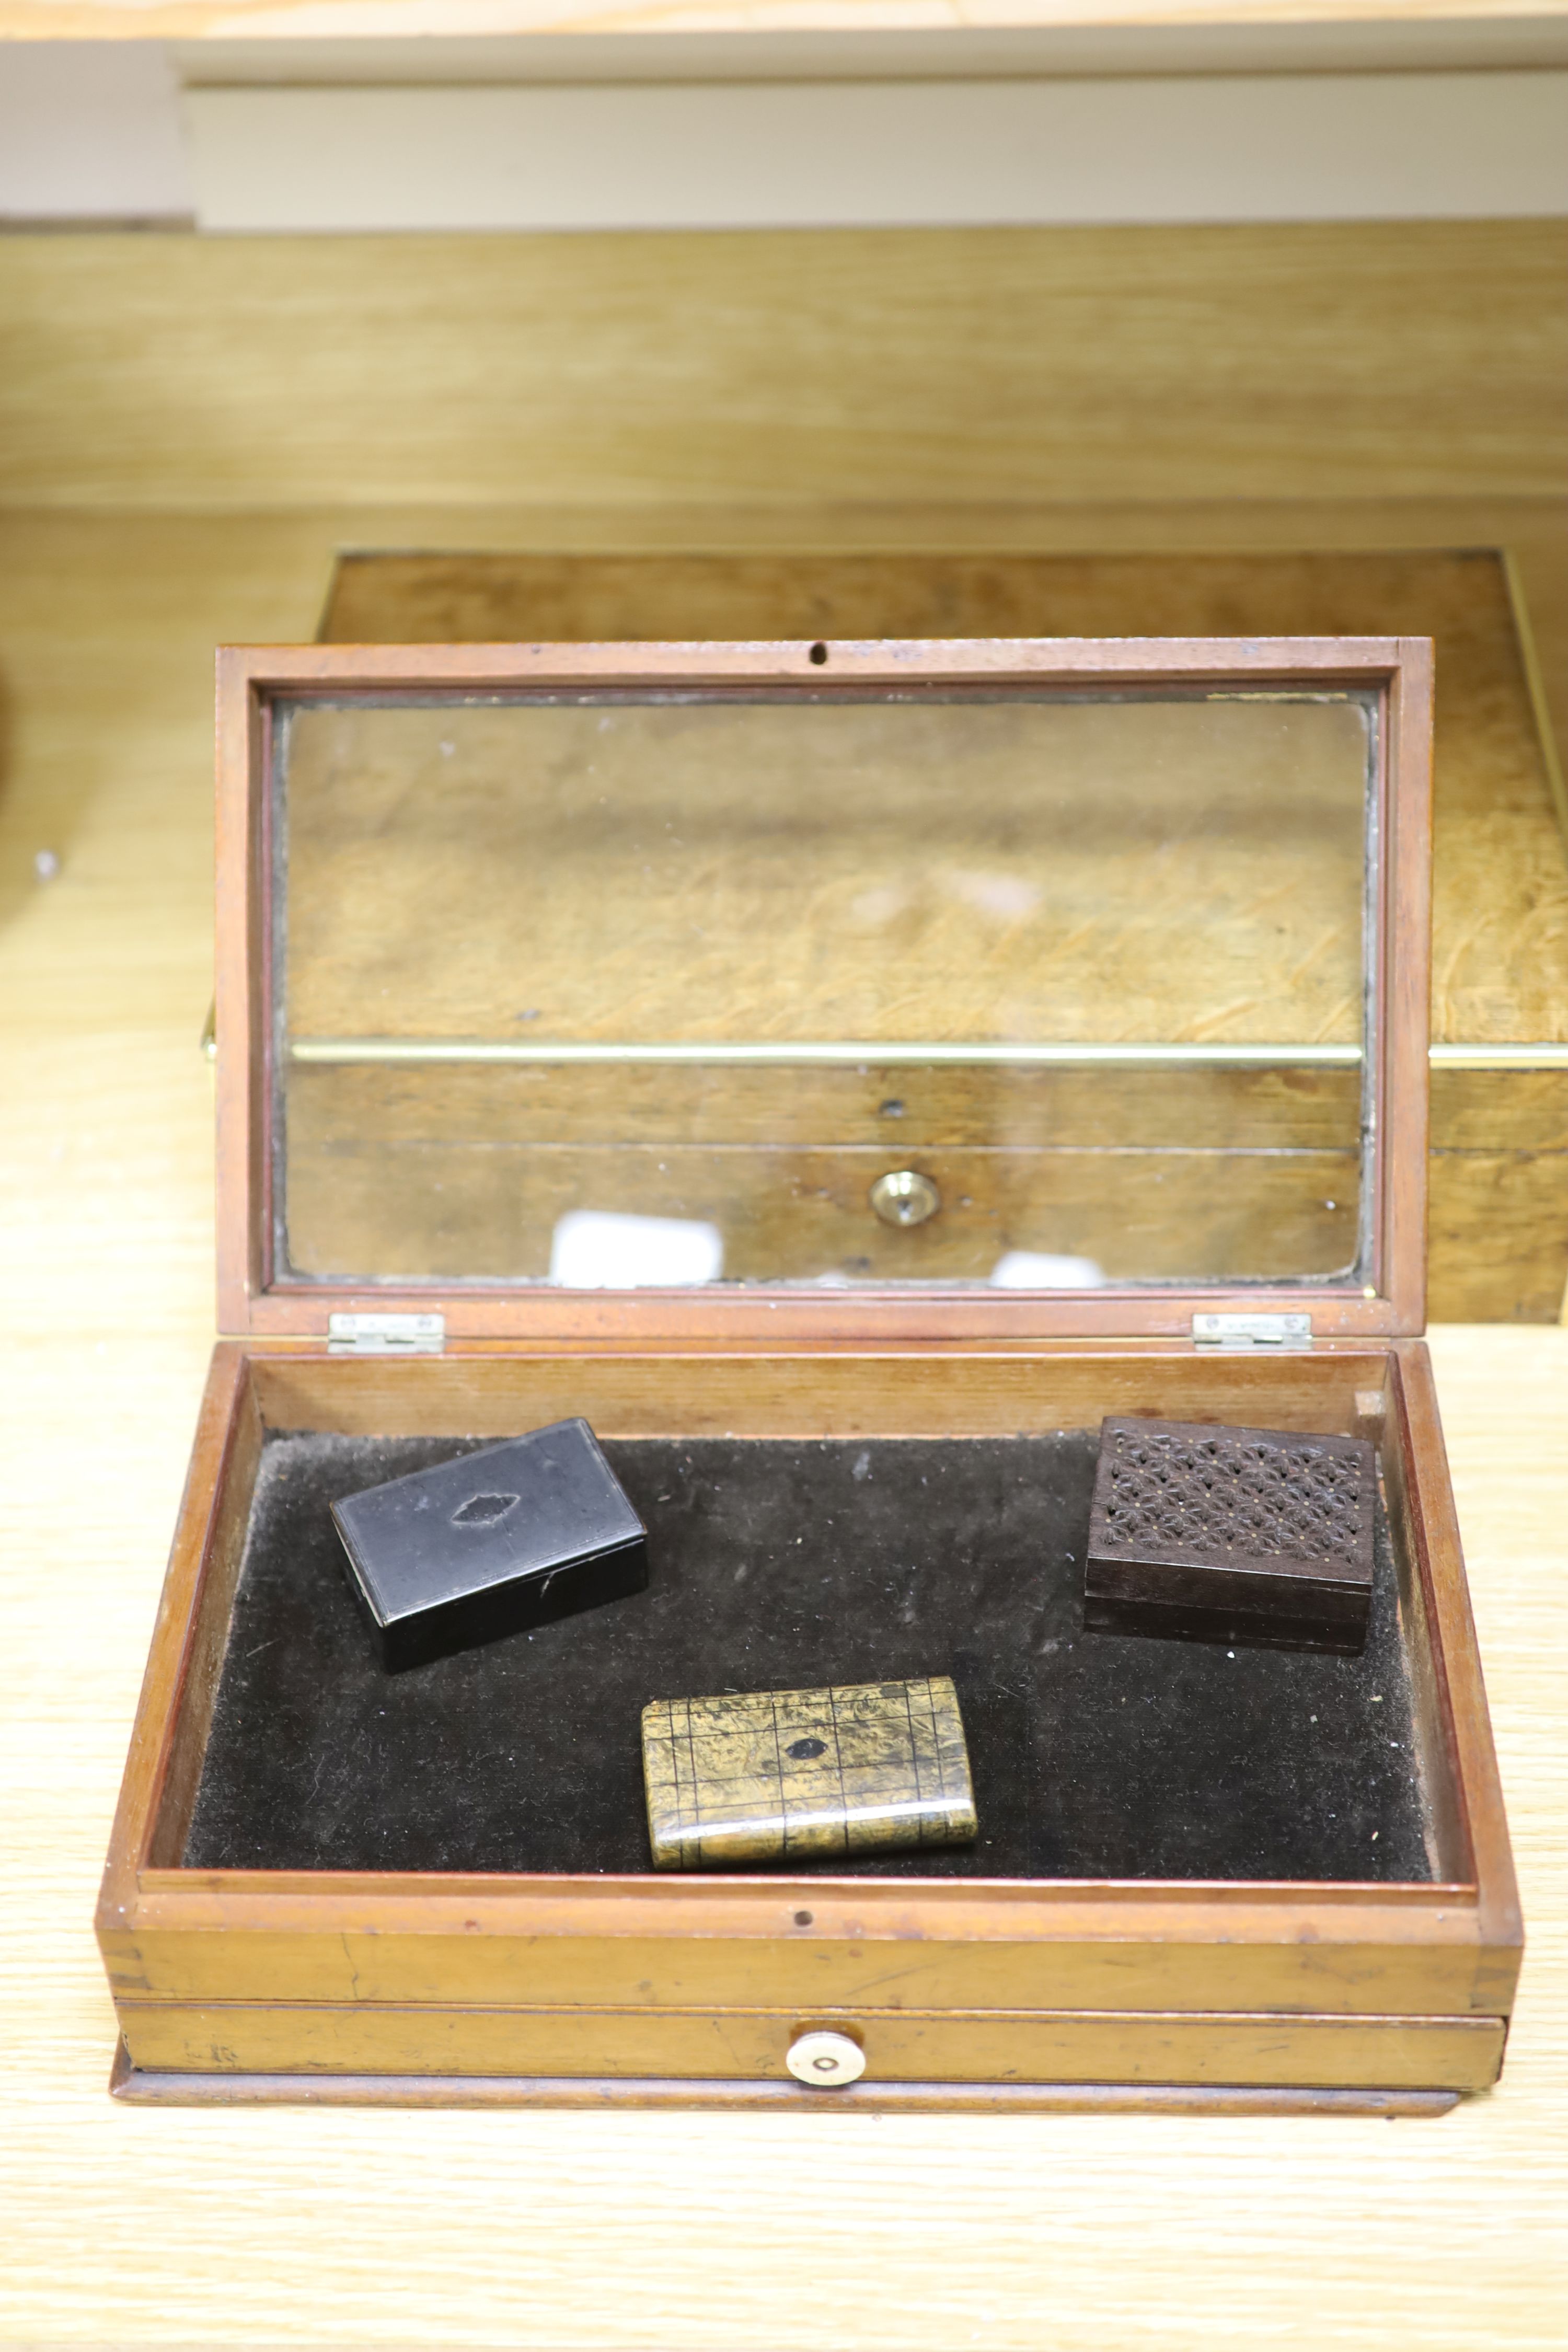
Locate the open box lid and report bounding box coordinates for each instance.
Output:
[215,637,1432,1345]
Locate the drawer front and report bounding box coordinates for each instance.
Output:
[117,2001,1506,2093]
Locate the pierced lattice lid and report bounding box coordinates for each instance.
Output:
[1089,1416,1377,1589]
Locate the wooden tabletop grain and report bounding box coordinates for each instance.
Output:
[2,505,1565,2349]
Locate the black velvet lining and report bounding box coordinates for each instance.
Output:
[183,1432,1433,1882]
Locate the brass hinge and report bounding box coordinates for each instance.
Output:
[327,1312,446,1356]
[1191,1312,1312,1352]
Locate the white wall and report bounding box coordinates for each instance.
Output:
[187,73,1568,233]
[0,44,190,221]
[1,40,1565,230]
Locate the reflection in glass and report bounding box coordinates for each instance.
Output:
[272,688,1375,1290]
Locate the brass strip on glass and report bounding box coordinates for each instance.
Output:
[284,1038,1568,1069]
[287,1038,1369,1068]
[1428,1043,1568,1069]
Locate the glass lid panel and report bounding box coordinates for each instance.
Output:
[271,686,1376,1291]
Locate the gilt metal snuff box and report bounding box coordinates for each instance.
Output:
[642,1675,976,1869]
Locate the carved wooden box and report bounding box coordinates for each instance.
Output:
[98,635,1521,2113]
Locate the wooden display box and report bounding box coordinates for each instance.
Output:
[99,636,1521,2113]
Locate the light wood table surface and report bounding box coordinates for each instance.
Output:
[3,508,1566,2350]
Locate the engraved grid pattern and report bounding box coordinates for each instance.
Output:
[1092,1417,1373,1573]
[642,1676,975,1869]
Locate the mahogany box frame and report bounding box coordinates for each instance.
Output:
[98,637,1521,2113]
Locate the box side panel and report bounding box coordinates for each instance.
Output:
[1389,1342,1523,2008]
[1379,641,1434,1333]
[104,1922,1495,2020]
[97,1345,256,1929]
[144,1377,267,1868]
[245,1345,1392,1444]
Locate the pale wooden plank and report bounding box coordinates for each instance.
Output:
[0,222,1562,510]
